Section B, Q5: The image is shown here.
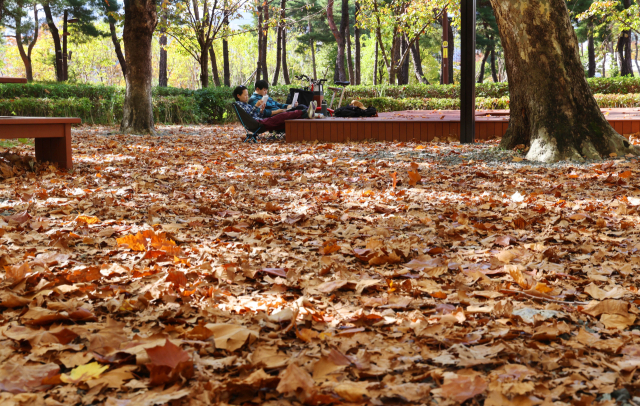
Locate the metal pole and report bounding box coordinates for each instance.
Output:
[442,10,449,85]
[460,0,475,144]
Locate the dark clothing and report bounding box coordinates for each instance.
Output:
[260,110,305,132]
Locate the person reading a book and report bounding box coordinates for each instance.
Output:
[233,85,315,132]
[248,80,310,117]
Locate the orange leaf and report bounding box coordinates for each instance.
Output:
[116,234,145,251]
[619,170,632,179]
[408,170,422,186]
[391,172,397,189]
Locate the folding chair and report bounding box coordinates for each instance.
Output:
[231,102,284,143]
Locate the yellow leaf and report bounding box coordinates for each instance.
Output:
[512,157,524,162]
[116,234,146,251]
[76,215,100,225]
[60,362,108,384]
[534,282,553,294]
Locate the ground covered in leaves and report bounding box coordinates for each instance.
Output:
[1,124,640,406]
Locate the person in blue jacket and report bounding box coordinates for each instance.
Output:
[248,79,308,117]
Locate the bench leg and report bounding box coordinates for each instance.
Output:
[34,123,73,169]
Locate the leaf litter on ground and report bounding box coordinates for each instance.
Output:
[0,124,639,405]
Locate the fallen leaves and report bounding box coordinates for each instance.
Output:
[145,340,194,386]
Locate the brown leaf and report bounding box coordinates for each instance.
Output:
[0,362,60,393]
[276,363,316,396]
[145,339,194,386]
[440,374,487,403]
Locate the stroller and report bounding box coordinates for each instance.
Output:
[231,102,285,143]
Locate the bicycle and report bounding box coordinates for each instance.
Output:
[294,75,350,117]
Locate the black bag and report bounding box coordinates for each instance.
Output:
[334,105,378,118]
[286,88,314,107]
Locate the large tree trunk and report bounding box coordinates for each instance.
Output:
[43,3,63,82]
[410,37,428,84]
[210,46,221,86]
[354,0,361,85]
[121,0,158,135]
[587,21,595,78]
[491,0,638,162]
[109,19,128,79]
[327,0,347,81]
[617,31,633,77]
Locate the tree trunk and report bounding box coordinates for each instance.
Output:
[256,4,264,81]
[398,36,409,84]
[210,46,221,86]
[490,0,638,162]
[409,38,428,84]
[617,31,633,77]
[159,32,168,87]
[63,10,68,81]
[43,3,64,82]
[373,40,378,85]
[273,2,284,86]
[448,20,454,84]
[635,34,640,76]
[121,0,158,135]
[354,0,361,85]
[602,50,607,77]
[109,19,128,79]
[490,48,498,82]
[223,11,231,87]
[200,44,209,88]
[587,21,595,78]
[309,20,317,79]
[14,6,38,83]
[478,46,490,83]
[261,4,269,81]
[327,0,347,81]
[389,33,400,84]
[282,27,290,84]
[343,0,354,84]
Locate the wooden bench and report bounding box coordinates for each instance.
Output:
[0,117,80,169]
[0,78,28,84]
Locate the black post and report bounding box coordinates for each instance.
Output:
[460,0,475,143]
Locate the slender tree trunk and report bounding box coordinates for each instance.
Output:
[63,10,68,81]
[327,0,347,81]
[14,7,38,83]
[603,50,607,77]
[200,44,210,88]
[309,19,317,79]
[490,0,638,162]
[282,26,290,84]
[409,37,428,84]
[490,48,498,82]
[159,12,167,87]
[109,19,128,79]
[354,0,361,85]
[257,4,263,81]
[210,46,221,86]
[448,20,454,84]
[398,36,409,84]
[587,21,595,78]
[121,0,158,135]
[373,40,378,85]
[478,46,490,83]
[43,3,63,82]
[273,2,283,86]
[261,4,269,81]
[343,0,354,84]
[223,12,230,87]
[389,33,400,84]
[634,34,640,76]
[159,33,168,86]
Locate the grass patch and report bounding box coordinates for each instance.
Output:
[0,138,34,148]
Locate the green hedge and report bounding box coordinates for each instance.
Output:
[1,78,640,125]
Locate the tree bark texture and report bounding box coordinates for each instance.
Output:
[109,19,128,79]
[409,38,428,84]
[398,36,409,85]
[256,4,264,81]
[327,0,347,81]
[200,47,209,88]
[223,11,231,87]
[121,0,158,135]
[210,46,221,86]
[617,31,633,76]
[159,33,168,87]
[261,4,269,82]
[478,46,490,83]
[447,20,454,84]
[282,27,290,84]
[490,0,638,162]
[273,0,285,86]
[342,0,354,84]
[587,21,595,78]
[43,3,63,82]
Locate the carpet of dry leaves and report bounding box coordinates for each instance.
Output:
[1,124,640,406]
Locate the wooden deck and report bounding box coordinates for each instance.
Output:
[285,108,640,143]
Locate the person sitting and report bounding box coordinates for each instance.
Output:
[249,80,308,117]
[233,85,314,133]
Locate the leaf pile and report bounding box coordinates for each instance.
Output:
[1,124,640,405]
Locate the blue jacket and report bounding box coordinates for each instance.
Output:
[248,92,288,117]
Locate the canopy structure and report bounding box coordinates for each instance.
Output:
[460,0,476,143]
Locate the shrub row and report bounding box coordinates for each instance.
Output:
[0,95,204,125]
